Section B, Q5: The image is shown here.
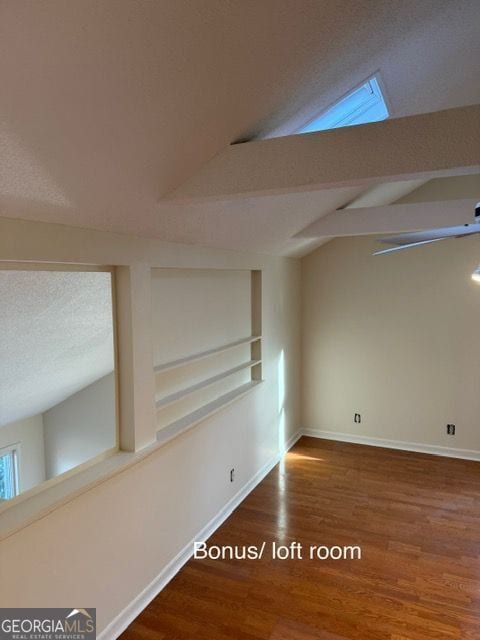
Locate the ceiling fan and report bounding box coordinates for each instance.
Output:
[373,202,480,255]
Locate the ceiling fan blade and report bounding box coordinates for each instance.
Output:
[374,220,480,255]
[373,238,448,255]
[378,223,480,248]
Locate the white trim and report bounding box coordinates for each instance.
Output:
[302,429,480,461]
[0,261,114,272]
[98,430,302,640]
[0,442,21,498]
[156,360,261,408]
[0,446,119,532]
[282,429,302,455]
[156,381,262,445]
[295,75,388,134]
[0,381,262,541]
[260,70,391,140]
[153,336,261,374]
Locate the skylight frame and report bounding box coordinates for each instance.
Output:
[294,74,390,136]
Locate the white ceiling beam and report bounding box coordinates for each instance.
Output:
[294,198,477,238]
[165,105,480,203]
[342,179,428,209]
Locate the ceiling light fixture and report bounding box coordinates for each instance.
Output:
[471,265,480,283]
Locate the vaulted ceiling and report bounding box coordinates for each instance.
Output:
[0,1,479,256]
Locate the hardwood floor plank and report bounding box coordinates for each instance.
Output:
[120,437,480,639]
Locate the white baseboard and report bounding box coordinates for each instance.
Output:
[98,430,303,640]
[302,429,480,461]
[97,427,479,638]
[282,429,302,454]
[99,427,478,638]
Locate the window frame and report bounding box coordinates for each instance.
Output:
[295,75,390,135]
[0,261,120,511]
[261,72,392,140]
[0,443,20,500]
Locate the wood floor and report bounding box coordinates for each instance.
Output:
[120,437,480,639]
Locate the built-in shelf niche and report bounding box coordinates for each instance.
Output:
[152,269,262,442]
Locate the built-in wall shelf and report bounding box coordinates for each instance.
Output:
[153,336,261,374]
[152,270,263,446]
[156,381,262,446]
[156,359,261,409]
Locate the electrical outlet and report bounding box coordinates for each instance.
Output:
[354,413,361,424]
[447,424,455,436]
[230,468,235,482]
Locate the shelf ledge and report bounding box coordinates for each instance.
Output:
[156,381,262,446]
[153,336,261,374]
[156,359,261,409]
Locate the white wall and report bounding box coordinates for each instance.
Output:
[0,216,301,635]
[302,234,480,452]
[43,373,116,479]
[152,268,254,431]
[0,415,46,492]
[151,268,252,364]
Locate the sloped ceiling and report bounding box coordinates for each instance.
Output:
[0,0,479,255]
[0,270,114,428]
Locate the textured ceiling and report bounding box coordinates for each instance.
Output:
[0,0,479,255]
[0,270,114,428]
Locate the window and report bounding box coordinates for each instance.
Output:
[0,265,117,503]
[296,76,389,134]
[0,445,19,500]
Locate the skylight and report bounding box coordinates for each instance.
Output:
[296,76,389,134]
